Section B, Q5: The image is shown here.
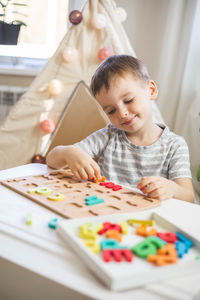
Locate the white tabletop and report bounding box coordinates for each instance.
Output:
[0,163,200,300]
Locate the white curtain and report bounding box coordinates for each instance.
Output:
[157,0,200,202]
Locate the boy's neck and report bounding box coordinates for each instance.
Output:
[125,123,163,146]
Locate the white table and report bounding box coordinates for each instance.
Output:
[1,163,200,300]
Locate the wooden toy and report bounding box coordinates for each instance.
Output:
[57,206,200,291]
[1,170,161,219]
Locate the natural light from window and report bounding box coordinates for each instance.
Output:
[0,0,68,59]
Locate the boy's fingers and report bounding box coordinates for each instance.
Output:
[78,168,90,180]
[73,170,82,180]
[91,162,101,179]
[137,177,158,191]
[148,189,169,200]
[84,165,96,180]
[137,180,150,191]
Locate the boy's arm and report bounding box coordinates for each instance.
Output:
[172,178,194,202]
[137,176,194,203]
[46,145,101,180]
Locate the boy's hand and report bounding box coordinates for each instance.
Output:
[64,146,102,181]
[137,176,176,200]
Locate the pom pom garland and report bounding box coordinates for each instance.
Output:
[48,79,63,96]
[98,48,114,62]
[91,13,107,29]
[62,47,79,63]
[31,154,46,164]
[69,10,83,25]
[40,119,56,133]
[115,7,127,22]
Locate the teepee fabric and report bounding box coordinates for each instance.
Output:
[0,0,163,170]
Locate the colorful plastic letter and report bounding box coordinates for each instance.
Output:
[102,249,133,262]
[98,222,111,234]
[136,224,157,237]
[85,222,103,233]
[84,240,100,254]
[85,195,98,201]
[105,182,115,188]
[26,212,32,225]
[131,239,157,258]
[120,221,128,234]
[79,224,97,240]
[147,236,166,247]
[175,241,188,258]
[85,195,104,205]
[157,232,177,243]
[100,239,120,250]
[131,236,165,258]
[98,222,121,234]
[128,219,155,227]
[112,185,122,191]
[28,186,53,195]
[106,229,122,242]
[92,176,106,183]
[175,231,193,249]
[47,193,65,201]
[148,244,178,266]
[48,217,58,229]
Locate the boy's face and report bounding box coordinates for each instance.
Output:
[95,72,158,138]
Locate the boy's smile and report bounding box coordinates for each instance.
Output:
[96,72,159,144]
[121,114,137,126]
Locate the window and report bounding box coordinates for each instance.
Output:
[0,0,68,59]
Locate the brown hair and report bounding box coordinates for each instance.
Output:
[90,55,150,96]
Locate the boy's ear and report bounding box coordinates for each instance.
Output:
[147,80,158,100]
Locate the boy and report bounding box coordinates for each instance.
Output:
[46,55,194,202]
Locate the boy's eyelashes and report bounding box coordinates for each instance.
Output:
[107,98,134,115]
[124,99,133,104]
[108,108,116,115]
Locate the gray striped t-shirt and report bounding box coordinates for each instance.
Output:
[75,123,192,189]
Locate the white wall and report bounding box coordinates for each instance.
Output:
[115,0,170,86]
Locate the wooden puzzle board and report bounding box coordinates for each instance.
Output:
[1,170,161,219]
[57,209,200,291]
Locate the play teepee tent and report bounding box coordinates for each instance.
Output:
[0,0,163,170]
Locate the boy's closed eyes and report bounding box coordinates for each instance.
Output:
[107,98,135,115]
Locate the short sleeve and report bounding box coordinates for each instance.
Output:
[74,124,113,158]
[168,137,192,180]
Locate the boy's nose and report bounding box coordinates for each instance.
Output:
[118,108,128,118]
